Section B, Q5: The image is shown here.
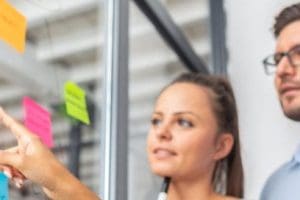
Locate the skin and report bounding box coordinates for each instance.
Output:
[147,83,236,200]
[275,20,300,120]
[0,108,100,200]
[0,82,239,200]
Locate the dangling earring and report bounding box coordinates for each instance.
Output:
[213,159,227,195]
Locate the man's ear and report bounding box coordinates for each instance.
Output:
[213,133,234,161]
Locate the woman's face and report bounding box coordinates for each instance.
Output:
[147,83,222,181]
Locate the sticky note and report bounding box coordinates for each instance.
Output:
[64,81,90,125]
[0,0,27,53]
[0,172,8,200]
[23,96,53,148]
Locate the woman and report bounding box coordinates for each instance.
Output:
[148,73,243,200]
[0,73,243,200]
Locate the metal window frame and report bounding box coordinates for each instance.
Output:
[68,122,82,178]
[209,0,227,75]
[100,0,228,200]
[133,0,209,74]
[101,0,129,200]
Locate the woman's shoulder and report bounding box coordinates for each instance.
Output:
[223,197,256,200]
[212,196,233,200]
[215,194,256,200]
[227,198,256,200]
[224,197,239,200]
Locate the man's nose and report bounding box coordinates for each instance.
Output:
[276,56,296,77]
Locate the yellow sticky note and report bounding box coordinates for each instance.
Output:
[0,0,27,53]
[64,81,90,125]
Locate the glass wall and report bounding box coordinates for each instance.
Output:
[0,1,104,199]
[128,0,211,199]
[0,0,212,199]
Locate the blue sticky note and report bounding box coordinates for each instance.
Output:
[0,172,8,200]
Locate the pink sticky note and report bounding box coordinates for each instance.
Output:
[23,96,53,148]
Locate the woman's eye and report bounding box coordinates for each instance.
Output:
[177,118,193,128]
[151,118,161,126]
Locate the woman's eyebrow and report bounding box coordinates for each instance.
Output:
[173,111,201,119]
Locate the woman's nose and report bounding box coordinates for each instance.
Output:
[156,123,172,140]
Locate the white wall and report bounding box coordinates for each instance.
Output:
[225,0,300,199]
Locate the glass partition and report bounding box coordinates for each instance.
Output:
[0,1,104,199]
[128,0,211,199]
[0,0,212,199]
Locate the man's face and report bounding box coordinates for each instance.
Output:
[275,20,300,120]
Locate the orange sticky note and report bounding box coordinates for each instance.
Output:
[0,0,26,53]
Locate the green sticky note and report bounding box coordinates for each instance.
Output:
[64,81,90,125]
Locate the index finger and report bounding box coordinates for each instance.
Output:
[0,107,32,140]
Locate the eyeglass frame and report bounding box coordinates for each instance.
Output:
[262,45,300,75]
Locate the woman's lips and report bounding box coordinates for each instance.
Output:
[153,148,176,159]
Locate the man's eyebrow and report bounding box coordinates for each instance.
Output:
[152,111,162,115]
[277,44,300,53]
[290,44,300,51]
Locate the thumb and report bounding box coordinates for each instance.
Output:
[0,150,20,169]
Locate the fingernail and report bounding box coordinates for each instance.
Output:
[14,178,23,188]
[3,171,12,179]
[15,181,21,188]
[15,178,23,184]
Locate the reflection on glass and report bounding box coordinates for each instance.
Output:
[0,0,211,199]
[0,1,104,199]
[129,0,210,199]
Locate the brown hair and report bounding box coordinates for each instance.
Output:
[169,72,244,198]
[274,3,300,37]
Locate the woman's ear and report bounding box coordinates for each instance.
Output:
[213,133,234,161]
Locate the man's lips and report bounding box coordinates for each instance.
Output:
[279,84,300,96]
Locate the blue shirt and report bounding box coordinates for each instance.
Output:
[260,145,300,200]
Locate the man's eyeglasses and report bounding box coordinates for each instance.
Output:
[263,45,300,75]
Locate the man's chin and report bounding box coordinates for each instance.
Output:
[283,110,300,121]
[281,99,300,121]
[282,104,300,121]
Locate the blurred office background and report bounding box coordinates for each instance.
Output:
[0,0,299,199]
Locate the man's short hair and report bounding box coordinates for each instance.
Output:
[274,3,300,37]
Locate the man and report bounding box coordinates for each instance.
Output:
[261,3,300,200]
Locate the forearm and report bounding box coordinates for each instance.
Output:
[42,162,100,200]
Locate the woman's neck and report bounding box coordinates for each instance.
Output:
[167,175,216,200]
